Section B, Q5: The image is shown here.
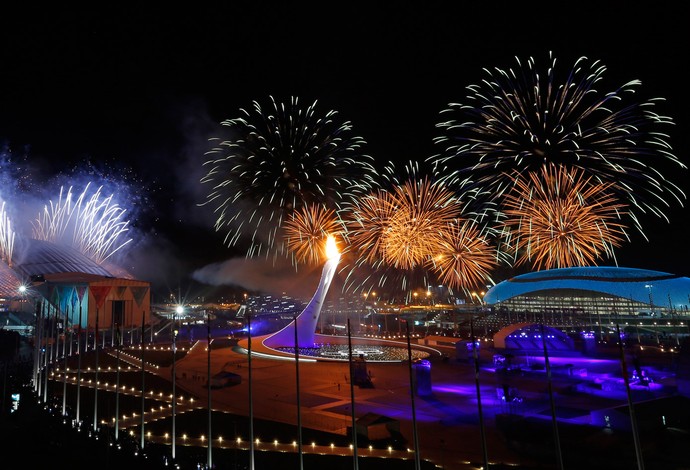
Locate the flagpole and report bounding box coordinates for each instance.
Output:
[62,334,68,417]
[247,309,255,470]
[63,301,68,357]
[38,299,48,403]
[32,299,40,394]
[616,323,645,470]
[130,302,134,345]
[140,309,146,450]
[470,317,489,469]
[37,300,43,399]
[294,316,304,470]
[94,306,99,432]
[43,300,49,403]
[115,321,121,442]
[61,292,69,416]
[540,323,563,470]
[69,303,74,356]
[207,308,212,469]
[33,298,41,392]
[172,308,178,462]
[76,301,83,425]
[405,321,421,470]
[50,298,57,363]
[347,319,359,470]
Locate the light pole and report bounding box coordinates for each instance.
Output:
[668,294,680,346]
[172,305,182,462]
[18,285,38,393]
[645,284,654,316]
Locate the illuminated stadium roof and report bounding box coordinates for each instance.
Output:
[10,238,113,278]
[484,266,690,311]
[0,261,22,298]
[1,238,130,298]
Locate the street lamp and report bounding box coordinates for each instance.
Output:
[18,285,40,393]
[645,284,654,315]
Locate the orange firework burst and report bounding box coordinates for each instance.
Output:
[283,204,342,265]
[342,177,463,293]
[345,189,398,267]
[430,219,497,294]
[381,179,460,270]
[503,164,629,270]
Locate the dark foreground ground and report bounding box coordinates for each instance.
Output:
[3,332,690,469]
[0,383,441,470]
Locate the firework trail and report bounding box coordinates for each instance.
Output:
[32,186,75,242]
[502,164,629,270]
[431,219,498,295]
[432,52,686,230]
[32,184,132,264]
[283,204,344,265]
[0,202,15,266]
[201,96,377,259]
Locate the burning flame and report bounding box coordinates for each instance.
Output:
[325,235,339,260]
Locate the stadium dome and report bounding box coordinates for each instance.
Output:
[9,238,115,278]
[484,266,690,316]
[1,237,149,331]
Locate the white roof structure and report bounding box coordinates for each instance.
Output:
[485,266,690,311]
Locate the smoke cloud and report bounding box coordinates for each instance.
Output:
[192,256,331,299]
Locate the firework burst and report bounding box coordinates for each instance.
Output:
[32,184,132,264]
[283,204,343,265]
[430,219,498,294]
[432,52,686,229]
[201,96,377,259]
[502,164,629,270]
[343,177,468,294]
[345,188,398,267]
[381,179,460,271]
[0,202,15,266]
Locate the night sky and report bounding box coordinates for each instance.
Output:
[1,4,688,299]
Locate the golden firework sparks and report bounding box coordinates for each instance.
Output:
[345,189,398,267]
[381,179,460,270]
[503,164,629,270]
[283,204,343,265]
[342,178,463,293]
[430,219,497,294]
